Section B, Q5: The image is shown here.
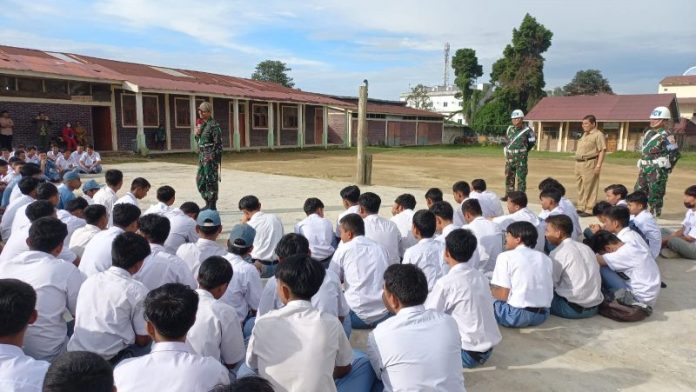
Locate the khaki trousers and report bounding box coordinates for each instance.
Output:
[575,160,600,213]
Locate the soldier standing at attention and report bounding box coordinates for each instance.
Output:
[635,106,680,217]
[502,110,536,201]
[195,102,223,211]
[574,115,606,217]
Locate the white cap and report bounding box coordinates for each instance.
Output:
[650,106,671,120]
[511,109,525,119]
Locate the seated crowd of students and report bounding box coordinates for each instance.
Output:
[0,159,694,391]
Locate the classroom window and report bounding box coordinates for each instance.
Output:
[17,78,43,92]
[91,83,111,101]
[121,94,136,127]
[282,106,298,129]
[70,82,91,96]
[45,79,68,94]
[0,76,16,91]
[253,104,268,129]
[175,98,191,128]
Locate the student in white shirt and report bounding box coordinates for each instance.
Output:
[627,191,661,259]
[42,351,114,392]
[113,177,150,209]
[295,197,335,267]
[335,185,361,240]
[431,200,459,242]
[69,204,107,258]
[114,283,230,391]
[604,184,628,207]
[46,145,60,161]
[143,185,176,216]
[24,146,40,165]
[0,279,50,391]
[462,199,503,275]
[330,213,391,329]
[603,206,650,252]
[538,178,582,238]
[425,229,502,368]
[402,209,444,290]
[359,192,402,265]
[12,182,61,236]
[188,256,245,372]
[0,217,84,361]
[0,176,39,241]
[78,144,102,174]
[69,232,152,364]
[60,197,88,248]
[239,195,284,278]
[135,214,197,290]
[80,179,101,205]
[491,221,554,328]
[176,209,226,276]
[450,182,469,227]
[470,179,504,218]
[92,169,123,219]
[247,255,375,392]
[545,215,603,319]
[54,150,75,174]
[164,201,200,254]
[493,191,545,253]
[390,193,418,256]
[661,185,696,259]
[368,264,466,392]
[69,145,85,166]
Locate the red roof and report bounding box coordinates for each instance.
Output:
[328,96,443,118]
[660,75,696,87]
[526,94,678,122]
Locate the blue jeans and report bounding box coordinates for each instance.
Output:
[350,310,391,329]
[255,262,277,279]
[342,315,352,339]
[600,266,630,294]
[108,343,152,366]
[494,300,549,328]
[335,350,377,392]
[550,294,598,319]
[243,315,256,345]
[461,348,493,368]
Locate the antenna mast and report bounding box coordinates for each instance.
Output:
[443,42,450,87]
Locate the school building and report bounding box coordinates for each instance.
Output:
[0,45,443,153]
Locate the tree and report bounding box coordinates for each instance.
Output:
[563,69,613,96]
[405,84,434,110]
[470,98,510,135]
[251,60,295,88]
[452,48,484,124]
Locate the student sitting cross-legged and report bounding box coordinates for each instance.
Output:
[626,191,661,260]
[544,215,603,319]
[295,197,336,268]
[660,185,696,259]
[177,209,227,276]
[462,198,503,276]
[425,229,502,369]
[402,209,444,291]
[368,264,466,392]
[114,283,231,392]
[491,221,554,328]
[42,351,114,392]
[538,178,581,236]
[246,254,376,392]
[389,193,418,255]
[359,192,402,266]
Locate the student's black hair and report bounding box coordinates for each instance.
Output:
[445,229,477,263]
[19,162,42,177]
[429,200,454,221]
[8,156,21,165]
[358,192,381,214]
[36,182,58,200]
[339,185,361,204]
[626,191,648,208]
[28,217,67,252]
[130,177,151,191]
[0,278,36,336]
[274,254,325,300]
[275,233,310,260]
[112,203,141,228]
[156,185,176,203]
[209,376,275,392]
[65,197,88,213]
[538,177,566,196]
[412,209,436,238]
[138,214,171,244]
[197,256,233,290]
[83,204,107,226]
[506,221,538,248]
[303,197,324,216]
[592,201,613,217]
[111,232,151,270]
[545,214,573,237]
[452,181,472,196]
[606,206,630,228]
[42,351,114,392]
[471,179,487,192]
[0,160,7,167]
[587,230,621,254]
[394,193,416,210]
[18,176,41,195]
[238,195,261,211]
[144,283,198,340]
[179,201,200,217]
[507,191,528,208]
[27,145,37,152]
[383,264,428,307]
[684,185,696,198]
[461,199,482,217]
[198,224,221,236]
[539,188,562,204]
[339,213,365,236]
[104,169,123,187]
[604,184,628,200]
[425,187,444,202]
[25,200,55,222]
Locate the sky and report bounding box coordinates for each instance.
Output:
[1,0,695,100]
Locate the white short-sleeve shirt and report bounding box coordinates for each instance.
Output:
[602,243,661,306]
[92,187,118,217]
[492,207,540,230]
[219,253,263,320]
[134,244,197,290]
[402,237,445,290]
[549,238,604,307]
[0,194,34,241]
[163,209,198,254]
[247,211,284,261]
[390,209,418,256]
[491,245,554,309]
[462,217,503,274]
[294,213,335,260]
[560,197,582,240]
[682,209,696,240]
[470,190,504,218]
[631,210,662,259]
[0,344,50,392]
[176,238,227,277]
[617,227,650,254]
[363,214,402,265]
[68,224,102,258]
[78,226,124,276]
[335,205,360,237]
[143,201,173,216]
[0,225,75,265]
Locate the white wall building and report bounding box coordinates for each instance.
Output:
[659,75,696,120]
[400,84,488,125]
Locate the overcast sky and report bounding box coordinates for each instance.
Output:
[2,0,695,99]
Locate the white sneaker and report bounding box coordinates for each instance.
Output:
[659,248,680,259]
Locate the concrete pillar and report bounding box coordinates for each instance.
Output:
[164,93,172,151]
[297,104,304,147]
[323,106,329,147]
[267,102,274,148]
[189,96,197,152]
[557,122,564,152]
[135,92,149,156]
[233,98,240,151]
[109,86,118,151]
[345,110,351,147]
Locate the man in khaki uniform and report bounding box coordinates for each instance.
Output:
[575,114,606,217]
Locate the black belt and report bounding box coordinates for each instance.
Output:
[524,307,548,314]
[559,296,597,313]
[254,259,278,266]
[575,156,597,162]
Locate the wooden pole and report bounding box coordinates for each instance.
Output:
[356,83,369,184]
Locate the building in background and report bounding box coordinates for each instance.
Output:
[659,75,696,120]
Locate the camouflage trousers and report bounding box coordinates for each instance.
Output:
[634,164,668,217]
[196,152,220,205]
[505,154,528,194]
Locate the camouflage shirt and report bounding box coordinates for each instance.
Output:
[196,118,223,161]
[505,125,536,152]
[641,127,680,168]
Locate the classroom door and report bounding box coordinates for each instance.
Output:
[91,106,112,151]
[314,108,323,145]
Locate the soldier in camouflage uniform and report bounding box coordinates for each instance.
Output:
[502,109,536,200]
[195,102,223,210]
[634,106,680,217]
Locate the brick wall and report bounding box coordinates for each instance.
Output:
[114,89,166,151]
[328,109,346,145]
[368,119,386,145]
[168,94,192,150]
[399,121,416,146]
[0,101,93,148]
[304,105,318,145]
[213,98,232,149]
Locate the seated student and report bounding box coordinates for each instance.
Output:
[661,185,696,259]
[538,178,581,237]
[114,284,230,391]
[601,206,650,251]
[113,177,150,209]
[544,215,603,319]
[80,179,101,205]
[462,199,503,275]
[54,149,75,175]
[295,197,335,267]
[78,145,102,174]
[0,279,50,391]
[209,376,274,392]
[9,164,46,206]
[69,204,107,258]
[493,191,541,228]
[59,197,88,247]
[176,209,227,276]
[79,203,141,276]
[359,192,402,265]
[491,221,554,328]
[187,256,245,373]
[69,232,152,364]
[390,193,418,255]
[39,149,61,182]
[588,231,661,313]
[425,229,502,369]
[135,214,197,290]
[46,144,60,161]
[450,182,469,227]
[626,191,661,260]
[164,201,200,254]
[12,182,61,234]
[25,146,40,165]
[470,178,504,218]
[0,176,40,241]
[605,184,628,207]
[368,264,465,392]
[42,351,113,392]
[144,185,176,216]
[330,213,391,329]
[402,210,444,290]
[335,185,361,240]
[0,217,84,361]
[430,200,459,241]
[92,169,123,218]
[247,255,375,392]
[425,187,444,209]
[238,195,284,278]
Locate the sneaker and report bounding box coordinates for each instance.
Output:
[659,248,680,259]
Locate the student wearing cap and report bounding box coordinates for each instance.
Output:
[80,179,101,205]
[503,109,535,198]
[176,209,226,276]
[57,170,81,210]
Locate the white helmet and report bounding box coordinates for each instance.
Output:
[650,106,671,120]
[511,109,525,119]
